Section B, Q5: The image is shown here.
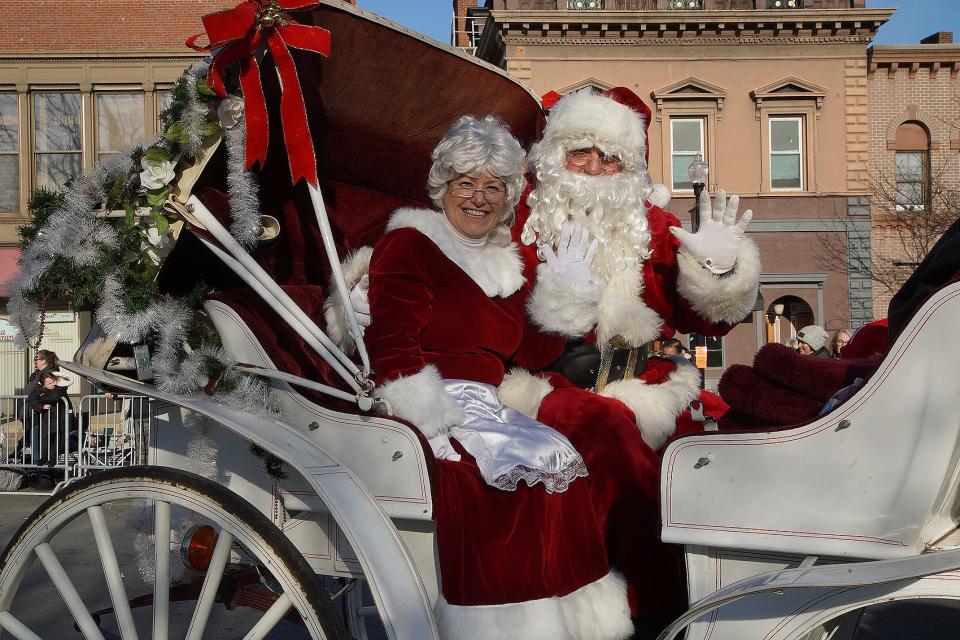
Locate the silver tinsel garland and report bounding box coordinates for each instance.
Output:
[10,60,278,421]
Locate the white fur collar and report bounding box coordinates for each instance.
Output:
[386,208,525,298]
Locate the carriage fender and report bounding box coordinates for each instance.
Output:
[657,547,960,640]
[60,361,438,640]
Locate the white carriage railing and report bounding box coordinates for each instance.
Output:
[75,394,151,477]
[0,395,74,478]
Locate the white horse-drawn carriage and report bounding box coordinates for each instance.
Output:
[3,2,960,639]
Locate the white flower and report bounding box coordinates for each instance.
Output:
[141,223,174,266]
[217,95,245,129]
[140,157,176,190]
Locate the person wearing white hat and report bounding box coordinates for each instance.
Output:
[796,324,832,358]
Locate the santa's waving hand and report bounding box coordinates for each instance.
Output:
[670,189,753,275]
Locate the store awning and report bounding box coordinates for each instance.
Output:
[0,247,21,298]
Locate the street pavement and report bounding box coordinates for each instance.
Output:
[0,491,383,639]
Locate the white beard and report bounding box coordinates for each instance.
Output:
[522,154,653,280]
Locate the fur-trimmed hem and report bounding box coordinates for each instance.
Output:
[434,571,633,640]
[377,365,463,439]
[528,263,602,338]
[498,367,554,419]
[387,208,525,298]
[323,246,373,353]
[597,288,664,348]
[599,363,701,451]
[676,236,762,325]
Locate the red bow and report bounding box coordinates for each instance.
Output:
[193,0,330,186]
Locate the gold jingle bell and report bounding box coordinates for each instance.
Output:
[255,0,290,30]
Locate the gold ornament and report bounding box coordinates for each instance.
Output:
[255,0,291,30]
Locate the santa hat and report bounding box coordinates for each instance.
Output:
[796,325,828,352]
[540,86,652,168]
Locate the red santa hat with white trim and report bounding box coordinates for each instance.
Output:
[539,87,671,207]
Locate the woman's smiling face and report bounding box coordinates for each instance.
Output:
[441,171,506,239]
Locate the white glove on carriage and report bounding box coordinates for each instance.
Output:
[349,275,371,334]
[540,222,600,287]
[670,189,752,275]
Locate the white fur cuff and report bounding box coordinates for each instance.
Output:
[323,246,373,353]
[528,263,601,338]
[676,236,762,326]
[498,368,554,419]
[377,365,464,440]
[599,363,701,451]
[435,571,633,640]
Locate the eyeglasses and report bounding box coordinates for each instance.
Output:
[449,180,507,203]
[566,147,623,172]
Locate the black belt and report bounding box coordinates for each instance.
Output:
[595,336,648,392]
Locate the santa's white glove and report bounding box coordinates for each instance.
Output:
[540,222,600,287]
[349,274,371,335]
[670,189,752,275]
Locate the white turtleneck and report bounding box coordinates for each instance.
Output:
[441,214,488,252]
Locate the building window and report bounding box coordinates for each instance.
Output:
[0,94,18,213]
[34,92,82,191]
[96,93,144,164]
[895,151,926,210]
[689,333,724,368]
[670,117,704,191]
[769,116,803,190]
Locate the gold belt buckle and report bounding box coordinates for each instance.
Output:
[595,335,648,392]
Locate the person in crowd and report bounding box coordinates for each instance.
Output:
[796,325,832,358]
[360,115,633,639]
[830,328,851,359]
[26,370,72,466]
[660,337,691,360]
[24,349,62,395]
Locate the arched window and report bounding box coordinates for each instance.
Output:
[894,121,930,211]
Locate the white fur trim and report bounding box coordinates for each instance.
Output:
[648,183,671,209]
[323,246,373,353]
[676,235,762,325]
[543,89,647,169]
[599,363,701,451]
[527,263,601,338]
[498,367,554,419]
[387,208,525,298]
[596,262,663,348]
[377,365,463,440]
[435,571,633,640]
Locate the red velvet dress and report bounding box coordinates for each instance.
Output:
[364,209,633,638]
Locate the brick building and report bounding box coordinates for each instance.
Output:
[0,1,353,393]
[455,0,891,386]
[867,32,960,318]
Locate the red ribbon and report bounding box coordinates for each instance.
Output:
[194,0,330,186]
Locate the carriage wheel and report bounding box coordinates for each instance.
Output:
[0,466,349,640]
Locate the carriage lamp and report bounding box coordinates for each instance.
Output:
[181,524,219,571]
[688,154,709,232]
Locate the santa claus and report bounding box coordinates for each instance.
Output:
[493,87,761,630]
[500,86,760,450]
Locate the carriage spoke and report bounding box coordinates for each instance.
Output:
[0,611,44,640]
[152,500,171,640]
[87,506,140,640]
[33,543,106,640]
[184,530,234,640]
[241,593,293,640]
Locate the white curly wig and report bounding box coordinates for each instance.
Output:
[427,115,527,246]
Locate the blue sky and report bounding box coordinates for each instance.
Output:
[357,0,960,46]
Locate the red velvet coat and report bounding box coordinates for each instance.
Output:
[364,209,627,635]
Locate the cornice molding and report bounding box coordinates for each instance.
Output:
[489,7,893,42]
[651,76,727,119]
[0,51,207,65]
